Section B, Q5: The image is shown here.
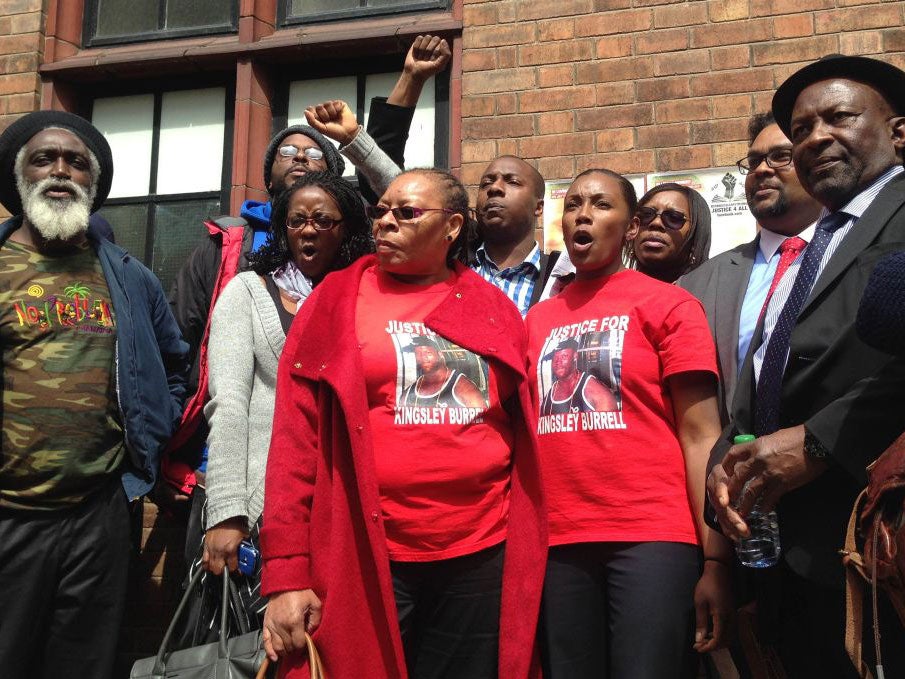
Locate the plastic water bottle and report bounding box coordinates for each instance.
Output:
[733,434,781,568]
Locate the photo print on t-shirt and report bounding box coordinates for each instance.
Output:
[386,321,490,426]
[537,315,628,434]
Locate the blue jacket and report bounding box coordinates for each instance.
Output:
[0,216,190,501]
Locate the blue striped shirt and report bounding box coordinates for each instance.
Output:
[471,243,542,317]
[754,164,904,382]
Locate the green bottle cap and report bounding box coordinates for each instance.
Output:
[734,434,756,444]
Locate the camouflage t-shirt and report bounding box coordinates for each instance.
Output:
[0,238,124,510]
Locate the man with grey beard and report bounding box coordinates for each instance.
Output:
[679,112,822,424]
[0,110,189,679]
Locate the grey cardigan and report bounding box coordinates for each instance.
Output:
[204,272,286,529]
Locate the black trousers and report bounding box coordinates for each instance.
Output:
[0,481,130,679]
[391,543,504,679]
[540,541,702,679]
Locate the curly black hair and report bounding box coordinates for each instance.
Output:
[246,171,374,281]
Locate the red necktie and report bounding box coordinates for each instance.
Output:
[759,236,807,319]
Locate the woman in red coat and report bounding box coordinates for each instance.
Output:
[259,168,547,679]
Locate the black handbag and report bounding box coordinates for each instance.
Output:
[130,567,270,679]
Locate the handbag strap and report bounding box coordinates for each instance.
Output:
[253,633,324,679]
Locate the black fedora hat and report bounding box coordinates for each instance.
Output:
[772,54,905,138]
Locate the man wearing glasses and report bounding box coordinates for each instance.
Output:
[679,112,821,424]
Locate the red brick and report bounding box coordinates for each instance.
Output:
[595,82,635,106]
[0,34,41,56]
[462,140,498,163]
[0,17,9,34]
[753,91,774,113]
[0,92,38,115]
[839,31,883,55]
[576,103,654,130]
[653,2,708,28]
[596,128,634,152]
[751,0,833,15]
[496,93,517,115]
[497,139,518,157]
[593,0,633,9]
[0,52,38,74]
[631,0,683,6]
[463,4,498,25]
[751,35,838,66]
[519,132,595,159]
[637,123,690,149]
[517,0,593,19]
[463,68,535,95]
[714,141,749,167]
[576,57,653,84]
[596,35,633,59]
[883,27,905,52]
[520,85,597,113]
[463,49,495,72]
[0,73,39,96]
[708,0,749,22]
[497,46,517,69]
[656,146,712,171]
[496,0,518,22]
[653,50,710,76]
[690,68,774,96]
[690,118,747,144]
[713,94,753,119]
[538,64,575,88]
[636,76,690,102]
[636,27,688,55]
[462,95,495,117]
[537,110,575,135]
[4,0,42,12]
[463,23,535,49]
[690,19,771,48]
[462,115,534,140]
[815,5,902,33]
[9,12,42,33]
[539,18,576,42]
[656,97,712,124]
[577,150,655,176]
[536,156,576,182]
[576,9,653,37]
[711,45,750,70]
[773,14,814,38]
[519,40,593,66]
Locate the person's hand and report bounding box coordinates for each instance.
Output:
[403,35,451,82]
[262,589,323,662]
[722,425,827,517]
[305,100,359,146]
[693,560,734,653]
[151,481,191,515]
[202,517,248,575]
[706,463,750,541]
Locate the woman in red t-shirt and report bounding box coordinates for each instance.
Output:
[526,169,734,679]
[259,169,546,679]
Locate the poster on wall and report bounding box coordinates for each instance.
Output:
[542,175,646,253]
[647,167,756,257]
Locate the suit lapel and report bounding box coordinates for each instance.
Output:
[716,238,757,380]
[802,175,905,313]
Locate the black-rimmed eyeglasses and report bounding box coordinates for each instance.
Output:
[365,206,456,222]
[286,215,342,231]
[736,149,793,175]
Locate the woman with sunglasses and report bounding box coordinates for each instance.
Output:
[631,182,712,283]
[526,169,733,679]
[259,168,546,679]
[200,172,374,626]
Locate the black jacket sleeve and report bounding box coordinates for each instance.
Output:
[358,96,417,204]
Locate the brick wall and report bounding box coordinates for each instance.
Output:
[459,0,905,190]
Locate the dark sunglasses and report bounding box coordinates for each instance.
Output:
[365,206,455,221]
[636,206,688,231]
[286,214,342,231]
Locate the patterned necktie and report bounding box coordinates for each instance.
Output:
[759,236,807,319]
[754,212,849,435]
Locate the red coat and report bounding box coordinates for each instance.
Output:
[261,256,547,679]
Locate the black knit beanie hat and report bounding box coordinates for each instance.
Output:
[262,125,345,194]
[0,110,113,215]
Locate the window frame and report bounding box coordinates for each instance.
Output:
[90,80,234,281]
[82,0,240,48]
[280,0,450,27]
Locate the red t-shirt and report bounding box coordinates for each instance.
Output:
[525,269,717,547]
[355,264,514,562]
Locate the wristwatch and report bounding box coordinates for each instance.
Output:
[803,427,832,461]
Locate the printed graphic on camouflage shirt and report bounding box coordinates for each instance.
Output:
[536,316,628,435]
[385,320,489,426]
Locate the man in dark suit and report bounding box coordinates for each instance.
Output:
[679,112,821,425]
[706,55,905,678]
